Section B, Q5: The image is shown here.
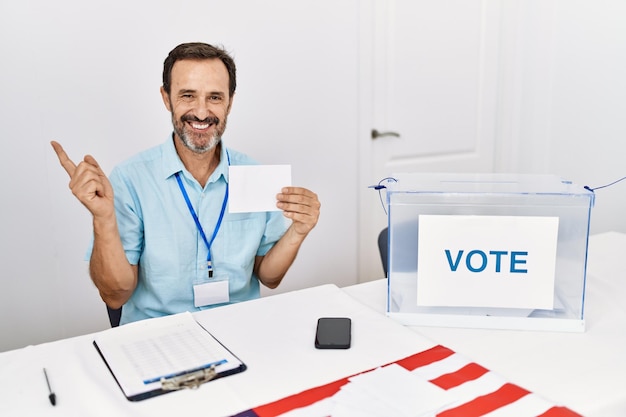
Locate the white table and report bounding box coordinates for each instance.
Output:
[344,231,626,417]
[0,283,436,417]
[0,232,623,417]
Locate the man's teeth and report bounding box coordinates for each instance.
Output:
[191,122,210,129]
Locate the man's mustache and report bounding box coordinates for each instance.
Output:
[182,115,220,125]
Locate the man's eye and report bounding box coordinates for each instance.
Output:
[209,96,222,102]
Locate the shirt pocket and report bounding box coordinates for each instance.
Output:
[213,214,265,269]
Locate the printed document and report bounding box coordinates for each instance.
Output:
[94,312,244,399]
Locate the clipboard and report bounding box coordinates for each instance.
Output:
[93,312,246,401]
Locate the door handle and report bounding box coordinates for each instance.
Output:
[371,129,400,139]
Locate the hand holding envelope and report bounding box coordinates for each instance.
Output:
[229,164,320,246]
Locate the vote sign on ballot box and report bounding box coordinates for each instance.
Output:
[384,173,594,332]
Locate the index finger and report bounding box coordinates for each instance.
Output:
[50,140,77,177]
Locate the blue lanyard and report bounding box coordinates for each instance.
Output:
[175,151,230,278]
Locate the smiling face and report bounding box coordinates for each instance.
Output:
[161,58,233,154]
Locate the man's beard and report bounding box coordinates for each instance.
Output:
[173,113,228,154]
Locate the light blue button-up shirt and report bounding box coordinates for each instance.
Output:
[96,136,287,325]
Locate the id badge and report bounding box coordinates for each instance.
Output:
[193,276,229,307]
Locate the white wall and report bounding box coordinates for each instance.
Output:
[0,0,360,352]
[549,1,626,234]
[496,0,626,234]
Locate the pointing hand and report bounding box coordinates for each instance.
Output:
[51,141,115,219]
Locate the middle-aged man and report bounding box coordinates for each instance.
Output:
[51,42,321,325]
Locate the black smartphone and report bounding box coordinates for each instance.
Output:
[315,317,351,349]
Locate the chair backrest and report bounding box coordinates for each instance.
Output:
[107,305,122,327]
[378,227,388,277]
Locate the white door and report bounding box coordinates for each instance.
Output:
[358,0,502,282]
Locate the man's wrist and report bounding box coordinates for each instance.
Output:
[92,213,118,237]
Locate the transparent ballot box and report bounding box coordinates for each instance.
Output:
[384,173,594,332]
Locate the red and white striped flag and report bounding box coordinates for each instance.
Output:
[234,345,581,417]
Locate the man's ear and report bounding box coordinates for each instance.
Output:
[160,86,172,111]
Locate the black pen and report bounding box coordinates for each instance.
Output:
[43,368,56,406]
